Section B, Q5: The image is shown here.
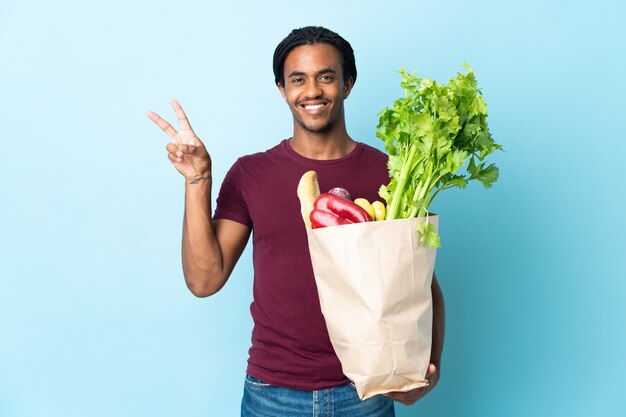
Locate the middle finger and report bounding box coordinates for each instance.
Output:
[171,99,193,131]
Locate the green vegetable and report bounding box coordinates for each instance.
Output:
[377,64,503,248]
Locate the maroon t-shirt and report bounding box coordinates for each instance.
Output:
[214,139,389,390]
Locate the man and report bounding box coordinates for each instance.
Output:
[148,26,444,416]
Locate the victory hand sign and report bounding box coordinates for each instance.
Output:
[147,99,211,183]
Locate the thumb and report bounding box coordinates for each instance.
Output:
[427,364,437,378]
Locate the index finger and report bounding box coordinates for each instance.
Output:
[171,99,193,131]
[147,110,178,139]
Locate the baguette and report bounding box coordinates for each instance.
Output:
[296,170,320,228]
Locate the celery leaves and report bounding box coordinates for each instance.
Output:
[377,65,502,248]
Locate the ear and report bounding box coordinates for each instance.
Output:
[343,76,355,99]
[277,82,287,101]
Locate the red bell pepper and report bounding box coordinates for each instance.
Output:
[310,193,372,229]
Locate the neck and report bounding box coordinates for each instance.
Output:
[290,124,356,160]
[290,132,356,160]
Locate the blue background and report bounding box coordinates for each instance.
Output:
[1,0,625,416]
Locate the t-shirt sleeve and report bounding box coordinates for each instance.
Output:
[213,159,253,228]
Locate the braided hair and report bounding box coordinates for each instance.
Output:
[273,26,357,87]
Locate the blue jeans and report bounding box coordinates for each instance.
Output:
[241,374,395,417]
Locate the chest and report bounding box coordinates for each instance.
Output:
[241,162,388,242]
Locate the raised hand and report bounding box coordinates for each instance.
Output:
[147,99,212,182]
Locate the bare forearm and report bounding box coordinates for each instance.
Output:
[431,273,445,366]
[181,176,225,297]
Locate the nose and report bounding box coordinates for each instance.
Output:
[304,79,323,99]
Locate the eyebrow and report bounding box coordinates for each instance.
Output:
[287,68,337,78]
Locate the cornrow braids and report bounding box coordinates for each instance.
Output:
[273,26,357,87]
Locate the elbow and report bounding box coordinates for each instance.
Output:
[184,273,225,298]
[181,262,225,298]
[188,286,215,298]
[186,280,220,298]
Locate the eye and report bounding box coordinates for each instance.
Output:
[320,74,335,82]
[291,77,304,84]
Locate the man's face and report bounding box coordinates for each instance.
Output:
[278,43,354,134]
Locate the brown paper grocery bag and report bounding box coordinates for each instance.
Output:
[306,216,438,400]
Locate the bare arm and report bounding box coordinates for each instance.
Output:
[148,100,251,297]
[182,177,250,296]
[431,273,445,367]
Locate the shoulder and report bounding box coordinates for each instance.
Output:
[353,142,389,172]
[235,140,289,168]
[224,139,295,187]
[357,142,388,161]
[354,142,390,184]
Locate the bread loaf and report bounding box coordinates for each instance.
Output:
[296,170,320,228]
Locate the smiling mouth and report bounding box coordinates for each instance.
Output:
[300,102,328,113]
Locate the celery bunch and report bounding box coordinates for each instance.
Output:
[377,64,502,248]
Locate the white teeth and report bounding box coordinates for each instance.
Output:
[304,104,324,110]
